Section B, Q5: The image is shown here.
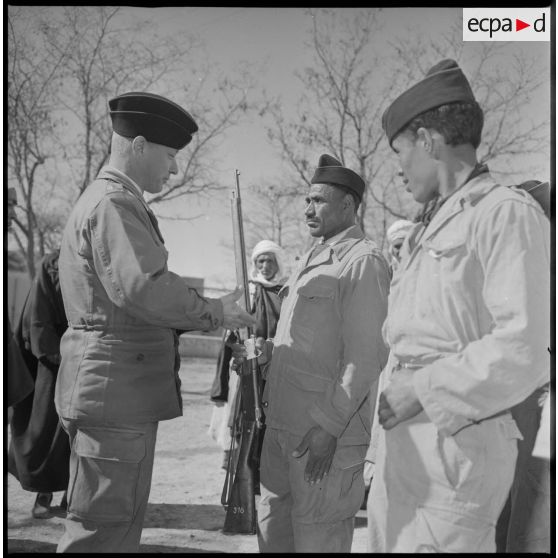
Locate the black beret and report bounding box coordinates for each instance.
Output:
[109,92,198,150]
[382,59,477,145]
[310,154,365,202]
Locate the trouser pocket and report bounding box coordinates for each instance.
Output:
[68,426,146,524]
[293,444,367,524]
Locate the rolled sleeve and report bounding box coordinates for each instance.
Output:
[414,200,550,436]
[309,253,390,437]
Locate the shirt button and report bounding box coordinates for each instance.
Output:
[262,401,269,408]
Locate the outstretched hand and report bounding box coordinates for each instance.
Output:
[292,425,337,484]
[220,287,256,330]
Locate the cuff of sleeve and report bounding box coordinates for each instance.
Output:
[413,367,471,437]
[205,299,224,330]
[308,405,345,438]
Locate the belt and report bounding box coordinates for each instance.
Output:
[68,323,106,331]
[392,358,511,429]
[394,362,422,371]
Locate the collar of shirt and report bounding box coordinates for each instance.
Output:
[101,165,144,198]
[418,171,500,246]
[420,163,489,226]
[317,224,364,260]
[97,166,166,244]
[319,223,358,246]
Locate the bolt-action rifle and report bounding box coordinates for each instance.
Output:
[221,170,265,535]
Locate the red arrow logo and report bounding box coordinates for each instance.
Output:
[516,19,530,31]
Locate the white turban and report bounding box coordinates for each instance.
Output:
[386,219,414,246]
[250,240,286,286]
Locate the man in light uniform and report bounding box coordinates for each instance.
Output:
[55,92,254,552]
[367,60,550,553]
[256,154,391,552]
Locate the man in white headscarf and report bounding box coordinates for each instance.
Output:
[385,219,414,273]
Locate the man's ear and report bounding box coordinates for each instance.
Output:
[418,127,438,153]
[417,127,442,159]
[344,193,356,213]
[131,136,146,154]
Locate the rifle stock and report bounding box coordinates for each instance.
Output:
[221,364,258,534]
[221,170,265,535]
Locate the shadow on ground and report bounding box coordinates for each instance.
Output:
[8,505,67,530]
[7,539,222,554]
[144,503,225,531]
[8,539,57,553]
[139,544,222,553]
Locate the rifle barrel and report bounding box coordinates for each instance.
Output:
[230,170,264,429]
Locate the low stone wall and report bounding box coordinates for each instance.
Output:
[178,333,222,359]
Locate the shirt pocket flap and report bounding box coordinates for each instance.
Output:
[298,282,336,300]
[74,428,146,463]
[423,234,467,258]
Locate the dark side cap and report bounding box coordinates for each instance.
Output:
[109,92,198,150]
[310,154,365,201]
[382,59,477,146]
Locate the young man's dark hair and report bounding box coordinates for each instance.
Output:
[405,101,484,149]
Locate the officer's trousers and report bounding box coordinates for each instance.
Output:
[258,427,366,553]
[57,419,158,553]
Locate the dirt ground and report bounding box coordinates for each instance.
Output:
[6,357,368,553]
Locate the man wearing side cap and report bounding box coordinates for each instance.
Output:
[251,154,390,552]
[54,92,255,552]
[367,60,550,552]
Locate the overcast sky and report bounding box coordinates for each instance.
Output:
[98,8,552,291]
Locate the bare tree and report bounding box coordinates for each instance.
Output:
[265,9,550,250]
[242,180,309,256]
[7,8,70,276]
[7,6,261,274]
[265,8,419,249]
[40,7,259,208]
[391,23,550,181]
[147,66,256,207]
[39,6,202,196]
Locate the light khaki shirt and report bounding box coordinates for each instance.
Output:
[264,225,391,445]
[386,172,550,436]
